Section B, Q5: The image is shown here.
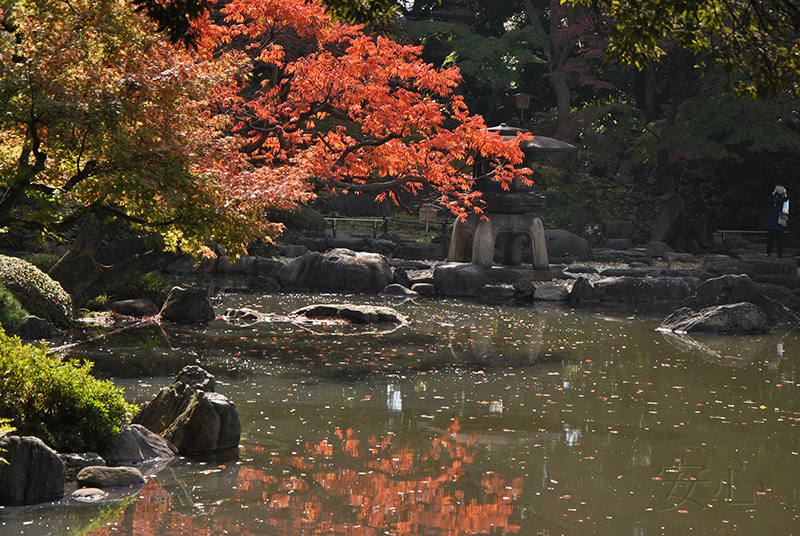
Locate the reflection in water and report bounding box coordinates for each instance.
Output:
[386,383,402,412]
[9,293,799,536]
[90,421,523,535]
[659,330,777,367]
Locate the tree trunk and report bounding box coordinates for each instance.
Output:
[49,214,180,309]
[552,77,571,116]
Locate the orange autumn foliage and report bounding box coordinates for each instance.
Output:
[194,0,529,219]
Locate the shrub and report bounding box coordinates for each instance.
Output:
[0,255,72,328]
[0,328,135,452]
[0,282,28,329]
[22,253,62,274]
[112,272,174,307]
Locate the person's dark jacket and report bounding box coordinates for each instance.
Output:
[765,193,788,230]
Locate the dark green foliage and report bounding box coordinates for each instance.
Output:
[0,256,71,328]
[0,283,28,329]
[22,253,61,274]
[0,328,135,452]
[112,272,175,307]
[267,206,327,241]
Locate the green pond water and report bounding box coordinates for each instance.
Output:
[1,290,799,535]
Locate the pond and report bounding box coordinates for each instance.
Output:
[1,289,799,535]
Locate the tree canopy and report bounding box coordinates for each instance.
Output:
[573,0,800,98]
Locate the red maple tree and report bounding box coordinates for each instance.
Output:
[195,0,529,218]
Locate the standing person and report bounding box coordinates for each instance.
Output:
[765,185,789,257]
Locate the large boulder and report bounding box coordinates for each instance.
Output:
[567,213,605,246]
[738,256,800,289]
[605,220,640,242]
[659,303,769,334]
[544,230,590,259]
[276,249,393,293]
[133,366,240,455]
[162,391,241,455]
[433,263,486,297]
[76,466,145,488]
[570,276,700,304]
[159,287,215,323]
[681,274,799,327]
[0,436,65,506]
[101,424,179,465]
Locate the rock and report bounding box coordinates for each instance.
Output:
[512,278,536,299]
[276,244,309,258]
[564,265,600,275]
[681,274,800,327]
[223,307,265,324]
[76,466,145,488]
[292,304,407,324]
[328,237,368,251]
[59,452,106,482]
[393,242,446,261]
[0,436,65,506]
[544,230,590,259]
[411,283,437,296]
[253,258,284,278]
[296,237,328,252]
[276,249,393,293]
[433,263,486,297]
[642,241,675,258]
[534,284,570,301]
[112,299,159,317]
[664,252,696,264]
[659,303,769,334]
[133,366,240,456]
[599,268,653,277]
[476,285,516,302]
[392,266,412,288]
[101,425,179,465]
[605,238,634,250]
[567,213,605,246]
[701,255,737,275]
[570,276,701,304]
[71,487,108,500]
[133,384,206,436]
[370,239,397,256]
[378,284,419,298]
[159,287,215,323]
[14,315,60,340]
[175,365,217,391]
[738,256,798,276]
[162,391,241,455]
[605,220,640,242]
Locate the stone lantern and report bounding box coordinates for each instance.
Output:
[447,124,577,270]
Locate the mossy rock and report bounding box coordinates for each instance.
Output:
[0,256,72,328]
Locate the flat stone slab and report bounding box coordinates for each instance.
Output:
[292,304,407,324]
[76,466,145,488]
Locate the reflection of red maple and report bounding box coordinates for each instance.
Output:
[89,420,522,535]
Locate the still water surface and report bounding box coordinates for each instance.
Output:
[1,291,799,535]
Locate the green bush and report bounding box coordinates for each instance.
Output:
[0,255,72,328]
[0,328,135,452]
[0,282,28,329]
[111,272,174,307]
[22,253,62,274]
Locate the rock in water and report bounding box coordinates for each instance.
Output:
[159,287,215,323]
[276,249,393,293]
[0,436,65,506]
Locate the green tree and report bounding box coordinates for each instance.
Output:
[574,0,800,98]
